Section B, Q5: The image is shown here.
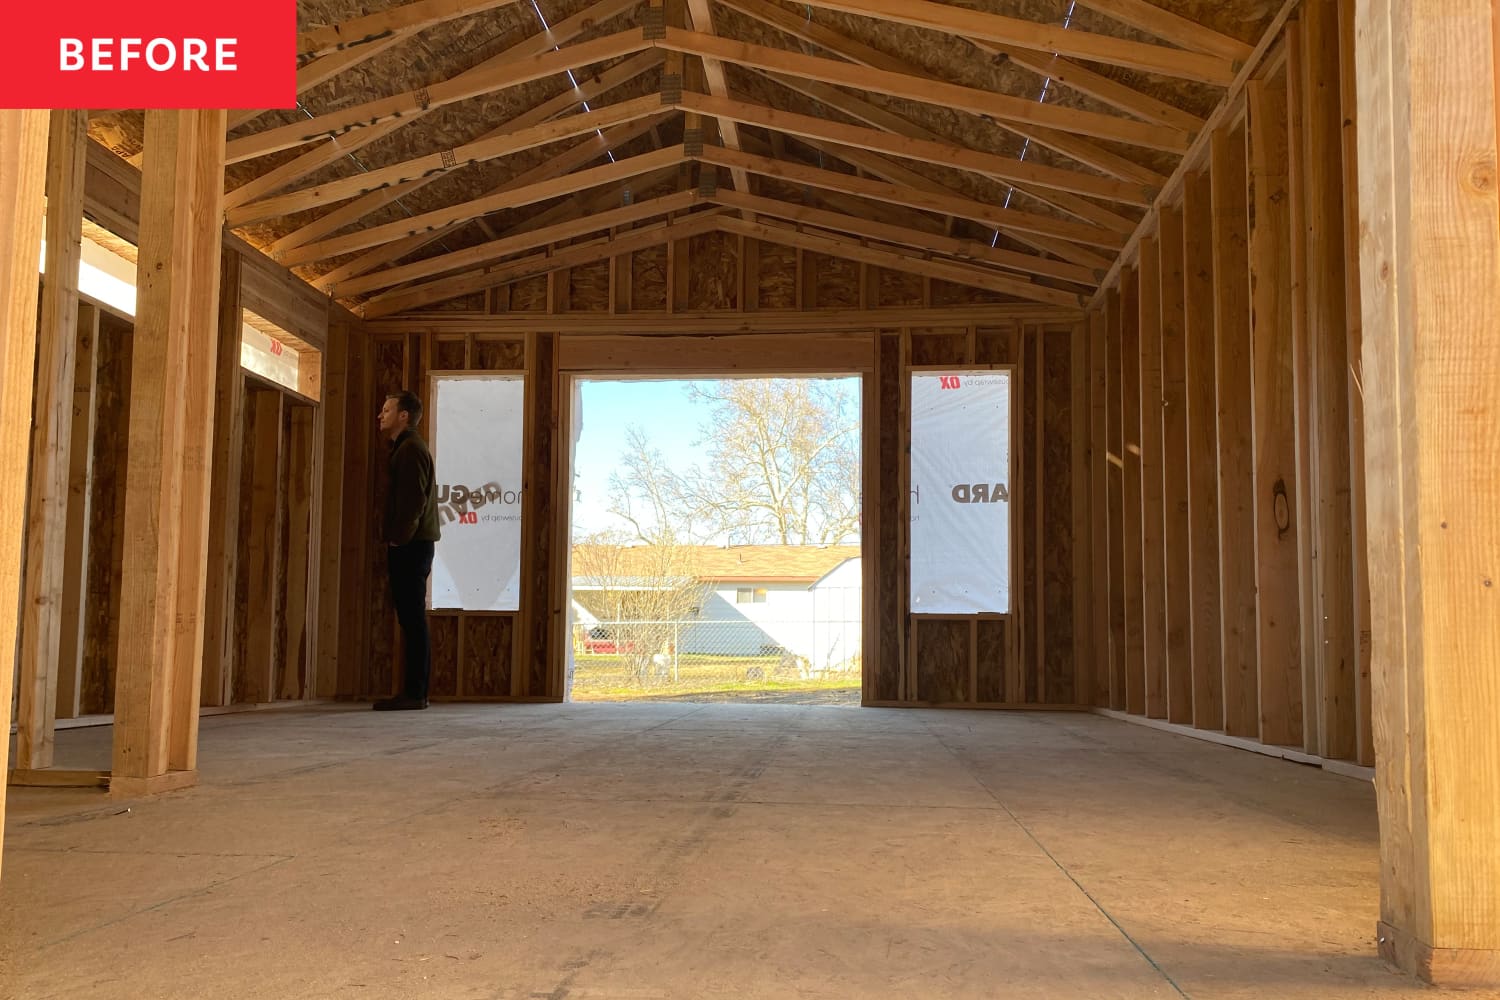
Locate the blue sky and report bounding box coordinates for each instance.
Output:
[570,378,860,540]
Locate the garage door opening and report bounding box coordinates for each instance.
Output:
[566,377,862,705]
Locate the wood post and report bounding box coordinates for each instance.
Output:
[0,108,50,865]
[1157,206,1192,724]
[16,110,87,770]
[1356,0,1500,985]
[1119,267,1145,716]
[110,109,227,795]
[244,388,287,704]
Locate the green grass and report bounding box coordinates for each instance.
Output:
[569,651,859,702]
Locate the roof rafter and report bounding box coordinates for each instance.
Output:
[680,91,1155,205]
[227,0,644,207]
[332,190,700,297]
[718,0,1202,132]
[709,189,1101,286]
[1071,0,1254,61]
[659,28,1190,152]
[282,144,686,267]
[714,214,1086,308]
[361,209,728,317]
[228,28,651,163]
[303,122,670,288]
[792,0,1238,84]
[298,0,517,61]
[230,94,667,227]
[700,145,1126,248]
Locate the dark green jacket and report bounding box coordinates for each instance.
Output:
[384,429,440,545]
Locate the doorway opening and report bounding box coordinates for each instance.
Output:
[565,377,863,705]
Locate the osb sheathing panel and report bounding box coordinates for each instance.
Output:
[510,275,550,312]
[811,252,859,308]
[910,330,969,365]
[430,614,461,698]
[758,242,798,308]
[474,338,526,370]
[915,619,970,703]
[977,326,1018,365]
[435,338,468,370]
[686,231,740,310]
[462,616,514,696]
[570,260,613,311]
[977,620,1008,703]
[878,269,925,308]
[632,246,670,310]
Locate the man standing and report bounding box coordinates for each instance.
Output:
[376,390,440,710]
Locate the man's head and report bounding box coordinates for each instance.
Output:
[378,390,423,441]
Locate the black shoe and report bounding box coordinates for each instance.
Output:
[373,696,429,711]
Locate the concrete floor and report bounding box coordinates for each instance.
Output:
[0,703,1475,999]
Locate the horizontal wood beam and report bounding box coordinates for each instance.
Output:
[715,215,1087,307]
[229,29,649,163]
[721,0,1202,133]
[710,189,1101,286]
[680,91,1156,205]
[660,28,1190,152]
[280,144,685,267]
[331,190,700,297]
[361,210,725,317]
[229,94,666,226]
[1073,0,1254,61]
[298,0,515,60]
[700,145,1127,249]
[794,0,1238,83]
[365,303,1083,332]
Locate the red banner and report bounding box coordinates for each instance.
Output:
[5,4,296,109]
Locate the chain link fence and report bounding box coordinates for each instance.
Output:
[567,613,861,702]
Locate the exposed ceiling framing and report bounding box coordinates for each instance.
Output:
[93,0,1277,317]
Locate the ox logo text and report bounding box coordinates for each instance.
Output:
[939,376,962,390]
[459,511,479,525]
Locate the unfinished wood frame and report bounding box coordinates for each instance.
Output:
[0,109,50,843]
[109,109,228,796]
[1356,0,1500,985]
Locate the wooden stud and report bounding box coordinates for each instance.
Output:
[1104,291,1126,711]
[1089,307,1110,707]
[0,109,50,856]
[201,250,245,708]
[1248,71,1303,747]
[1285,15,1322,755]
[315,312,347,699]
[1137,236,1167,719]
[1211,121,1259,739]
[1356,0,1500,982]
[1337,0,1374,768]
[1120,267,1146,716]
[283,406,316,699]
[1157,205,1193,725]
[111,110,227,790]
[1182,168,1224,731]
[17,109,87,766]
[1304,0,1357,760]
[244,389,286,704]
[56,302,100,721]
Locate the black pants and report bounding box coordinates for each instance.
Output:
[388,540,435,701]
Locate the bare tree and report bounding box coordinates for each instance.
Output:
[571,530,709,685]
[607,379,860,545]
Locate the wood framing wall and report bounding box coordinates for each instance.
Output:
[1083,0,1373,766]
[9,138,350,785]
[347,239,1091,706]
